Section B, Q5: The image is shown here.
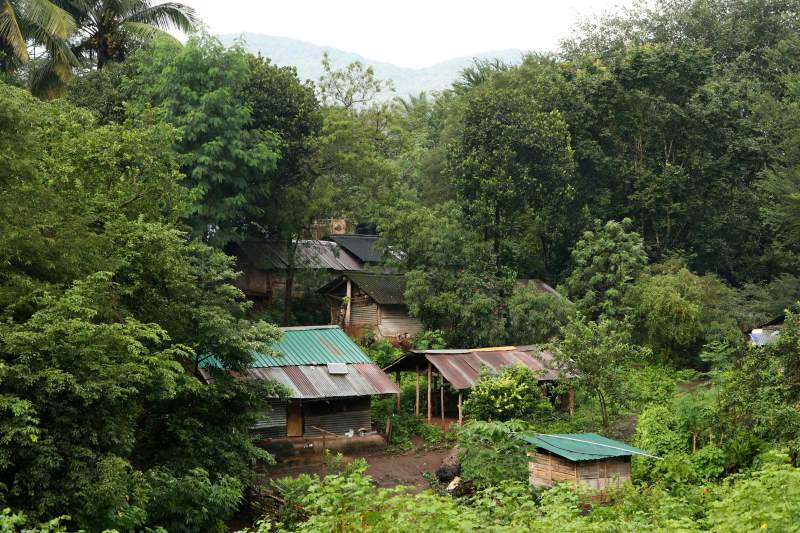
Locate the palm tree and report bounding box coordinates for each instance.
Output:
[67,0,199,69]
[0,0,76,75]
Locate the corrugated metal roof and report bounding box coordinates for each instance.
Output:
[223,364,399,399]
[236,240,362,271]
[327,234,383,263]
[252,326,373,367]
[523,433,654,462]
[199,326,399,398]
[382,346,559,390]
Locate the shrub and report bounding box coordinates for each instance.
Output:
[463,365,554,422]
[457,420,531,487]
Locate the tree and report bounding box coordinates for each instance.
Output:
[242,54,323,325]
[378,200,515,346]
[0,82,283,530]
[507,284,575,344]
[0,0,76,83]
[625,260,740,366]
[563,218,647,320]
[316,51,393,109]
[555,316,649,429]
[129,35,281,241]
[449,79,574,272]
[69,0,198,69]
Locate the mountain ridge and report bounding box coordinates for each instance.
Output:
[217,32,526,98]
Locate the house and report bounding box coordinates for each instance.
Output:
[382,345,568,424]
[229,239,362,305]
[199,325,399,440]
[318,272,424,340]
[523,433,655,490]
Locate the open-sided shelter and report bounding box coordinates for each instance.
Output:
[200,325,399,439]
[382,346,567,424]
[523,433,655,490]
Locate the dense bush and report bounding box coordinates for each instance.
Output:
[463,365,554,422]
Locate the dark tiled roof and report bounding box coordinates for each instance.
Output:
[327,234,383,263]
[319,272,407,305]
[236,240,362,271]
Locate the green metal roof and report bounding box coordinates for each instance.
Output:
[522,433,654,462]
[206,325,373,368]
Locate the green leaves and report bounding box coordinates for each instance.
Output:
[564,218,647,320]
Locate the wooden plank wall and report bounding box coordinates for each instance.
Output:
[528,452,632,490]
[528,451,577,487]
[576,457,631,489]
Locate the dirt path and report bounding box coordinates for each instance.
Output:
[264,446,452,491]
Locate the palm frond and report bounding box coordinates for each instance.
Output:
[120,19,173,42]
[0,0,29,62]
[19,0,75,39]
[124,1,198,33]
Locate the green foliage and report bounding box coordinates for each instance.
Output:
[379,201,516,346]
[129,35,281,241]
[449,77,575,271]
[463,365,554,422]
[411,329,447,350]
[564,219,647,320]
[626,260,741,366]
[457,420,531,487]
[362,338,403,368]
[507,285,574,344]
[145,468,242,533]
[556,316,650,428]
[0,82,281,530]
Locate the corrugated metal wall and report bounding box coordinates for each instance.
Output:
[378,305,424,337]
[303,397,372,436]
[253,400,288,439]
[350,300,378,326]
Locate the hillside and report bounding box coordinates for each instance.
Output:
[218,33,525,98]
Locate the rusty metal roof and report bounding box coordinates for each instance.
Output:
[199,326,399,398]
[383,345,560,390]
[202,363,399,399]
[236,240,362,271]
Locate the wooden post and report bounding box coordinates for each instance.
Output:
[568,385,575,417]
[440,374,445,426]
[345,279,352,326]
[395,371,401,413]
[427,362,432,423]
[415,364,420,416]
[458,391,463,425]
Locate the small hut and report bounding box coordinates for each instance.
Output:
[318,272,424,340]
[523,433,654,490]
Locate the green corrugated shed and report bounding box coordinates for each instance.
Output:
[523,433,652,462]
[206,325,372,368]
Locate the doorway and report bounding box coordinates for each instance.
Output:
[286,401,303,437]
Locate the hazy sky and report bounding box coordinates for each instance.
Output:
[182,0,633,68]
